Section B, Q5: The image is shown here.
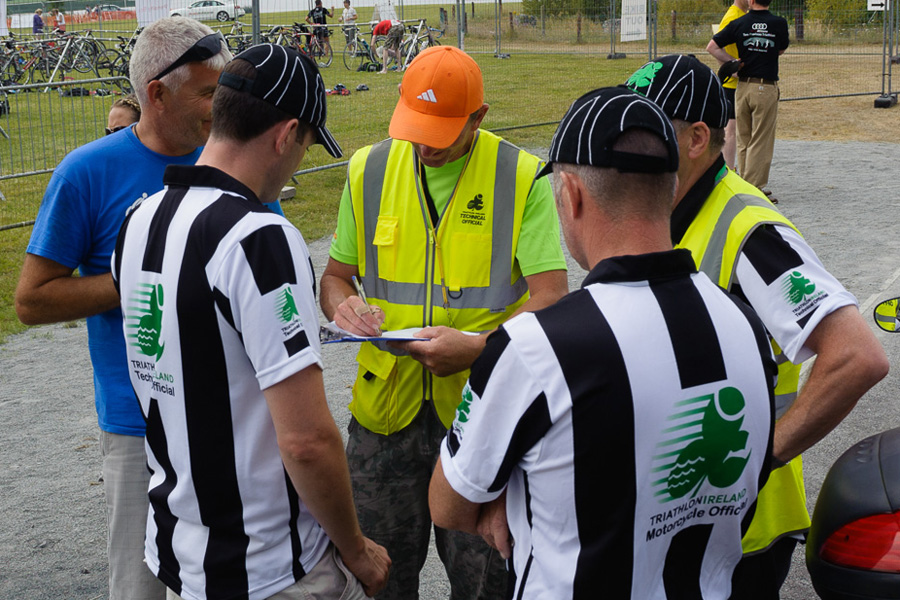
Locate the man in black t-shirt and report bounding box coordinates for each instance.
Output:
[306,0,334,48]
[708,0,788,197]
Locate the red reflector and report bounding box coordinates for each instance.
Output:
[820,512,900,572]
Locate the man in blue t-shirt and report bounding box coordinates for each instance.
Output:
[15,17,233,600]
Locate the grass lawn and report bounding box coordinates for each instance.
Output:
[0,11,898,342]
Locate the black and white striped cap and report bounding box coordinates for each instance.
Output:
[538,87,679,178]
[625,54,729,129]
[218,44,342,158]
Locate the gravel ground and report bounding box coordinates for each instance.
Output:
[3,140,900,599]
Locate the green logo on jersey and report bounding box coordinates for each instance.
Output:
[456,384,474,424]
[652,387,751,503]
[782,271,816,305]
[626,61,663,92]
[276,287,300,324]
[126,283,165,361]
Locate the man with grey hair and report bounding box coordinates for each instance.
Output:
[15,16,232,600]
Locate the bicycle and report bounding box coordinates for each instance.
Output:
[298,22,333,68]
[57,30,103,74]
[225,20,253,54]
[99,27,140,93]
[342,25,373,71]
[8,39,60,85]
[0,35,26,85]
[372,19,439,72]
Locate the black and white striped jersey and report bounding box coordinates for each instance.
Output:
[440,249,776,600]
[111,166,330,600]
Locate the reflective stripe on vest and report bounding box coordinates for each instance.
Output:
[358,137,528,311]
[347,132,538,434]
[677,169,811,554]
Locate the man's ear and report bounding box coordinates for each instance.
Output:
[273,118,300,155]
[555,170,585,224]
[144,80,167,111]
[687,122,712,160]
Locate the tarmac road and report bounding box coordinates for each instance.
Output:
[2,140,899,599]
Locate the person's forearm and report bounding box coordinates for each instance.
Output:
[15,272,119,325]
[774,351,888,462]
[706,40,733,64]
[280,427,368,559]
[773,309,889,462]
[510,270,567,319]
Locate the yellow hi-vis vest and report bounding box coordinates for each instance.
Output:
[677,167,811,555]
[347,131,540,435]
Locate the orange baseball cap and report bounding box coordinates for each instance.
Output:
[389,46,484,148]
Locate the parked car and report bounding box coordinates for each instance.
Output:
[96,4,127,11]
[169,0,244,21]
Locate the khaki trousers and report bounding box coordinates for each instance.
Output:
[100,430,167,600]
[166,545,367,600]
[735,80,780,189]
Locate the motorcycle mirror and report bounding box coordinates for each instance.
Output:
[873,297,900,332]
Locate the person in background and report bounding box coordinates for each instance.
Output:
[15,18,233,600]
[106,94,141,135]
[33,9,44,36]
[373,18,403,73]
[713,0,748,170]
[340,0,358,44]
[707,0,789,200]
[55,8,66,32]
[306,0,334,54]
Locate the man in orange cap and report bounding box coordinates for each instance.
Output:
[320,45,568,599]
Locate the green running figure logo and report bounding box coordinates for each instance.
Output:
[652,387,751,502]
[276,287,300,324]
[782,271,816,305]
[456,385,474,424]
[127,283,165,361]
[626,61,663,92]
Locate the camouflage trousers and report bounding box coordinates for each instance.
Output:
[346,405,508,600]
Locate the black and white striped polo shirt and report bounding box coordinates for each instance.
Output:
[112,165,329,600]
[440,249,776,600]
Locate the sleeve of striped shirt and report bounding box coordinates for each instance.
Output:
[216,222,323,390]
[733,223,857,365]
[440,321,553,504]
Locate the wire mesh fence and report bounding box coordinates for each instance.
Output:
[0,0,897,230]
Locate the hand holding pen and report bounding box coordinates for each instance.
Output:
[339,275,383,336]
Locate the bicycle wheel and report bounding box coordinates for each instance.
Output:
[343,40,364,71]
[399,38,418,68]
[97,48,118,74]
[103,50,131,92]
[71,43,94,73]
[29,58,52,84]
[313,41,332,68]
[1,57,23,85]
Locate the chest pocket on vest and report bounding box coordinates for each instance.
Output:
[373,215,399,281]
[447,232,492,290]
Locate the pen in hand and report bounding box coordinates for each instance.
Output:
[352,275,381,333]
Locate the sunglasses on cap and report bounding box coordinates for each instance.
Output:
[148,31,225,83]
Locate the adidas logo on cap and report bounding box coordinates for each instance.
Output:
[416,88,437,103]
